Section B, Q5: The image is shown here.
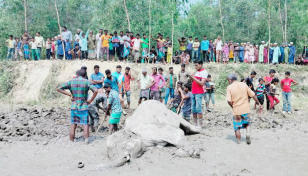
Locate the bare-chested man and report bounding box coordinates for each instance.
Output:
[178,37,188,54]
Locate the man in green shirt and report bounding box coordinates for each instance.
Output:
[165,67,177,105]
[141,34,149,63]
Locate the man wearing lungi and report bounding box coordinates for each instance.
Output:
[137,69,156,105]
[226,73,261,145]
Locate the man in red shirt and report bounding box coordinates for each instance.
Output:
[263,69,276,111]
[281,71,298,114]
[124,67,135,109]
[190,60,208,128]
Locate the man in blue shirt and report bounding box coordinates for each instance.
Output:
[201,35,210,62]
[90,65,105,89]
[104,69,119,91]
[111,65,127,115]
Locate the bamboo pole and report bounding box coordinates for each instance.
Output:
[124,0,131,31]
[284,0,287,43]
[171,1,174,66]
[54,0,65,59]
[148,0,151,64]
[278,1,284,42]
[24,0,27,31]
[268,0,271,64]
[218,0,225,42]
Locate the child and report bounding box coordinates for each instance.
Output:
[192,38,200,60]
[173,51,181,64]
[70,44,81,59]
[204,75,215,111]
[222,43,229,64]
[29,38,38,60]
[168,82,183,113]
[109,34,114,62]
[51,37,55,59]
[256,78,266,115]
[281,71,298,114]
[267,78,280,112]
[65,38,72,60]
[57,36,65,60]
[167,43,172,63]
[46,37,52,60]
[178,83,192,122]
[5,35,15,60]
[144,50,155,63]
[15,37,23,61]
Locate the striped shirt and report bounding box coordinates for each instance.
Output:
[58,76,97,111]
[256,84,265,97]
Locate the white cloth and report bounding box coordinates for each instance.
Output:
[132,38,141,51]
[96,33,102,58]
[216,40,223,50]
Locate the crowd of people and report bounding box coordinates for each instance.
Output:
[4,26,308,65]
[56,59,298,145]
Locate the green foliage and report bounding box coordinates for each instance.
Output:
[0,61,18,97]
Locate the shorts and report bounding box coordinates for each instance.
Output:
[133,50,140,61]
[233,113,251,131]
[150,90,160,100]
[181,112,191,122]
[124,90,131,103]
[191,94,203,115]
[109,113,122,124]
[257,95,264,105]
[109,49,115,55]
[159,87,166,99]
[139,89,149,99]
[70,110,89,125]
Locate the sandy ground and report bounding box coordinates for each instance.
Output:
[1,128,307,176]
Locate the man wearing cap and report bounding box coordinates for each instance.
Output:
[233,43,240,63]
[272,43,281,64]
[95,29,103,60]
[137,69,156,105]
[226,73,261,145]
[284,43,290,64]
[289,42,296,64]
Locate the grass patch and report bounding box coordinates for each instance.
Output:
[0,61,18,98]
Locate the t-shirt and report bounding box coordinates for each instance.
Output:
[109,39,113,50]
[124,74,132,91]
[119,36,125,44]
[150,74,165,91]
[90,72,105,89]
[123,35,130,47]
[132,38,141,51]
[137,74,154,90]
[101,34,112,47]
[130,37,136,47]
[226,81,255,115]
[160,74,167,87]
[193,42,200,51]
[112,72,125,92]
[192,69,208,94]
[104,76,119,92]
[112,36,120,47]
[108,90,123,114]
[281,78,294,92]
[205,81,215,93]
[141,38,149,49]
[6,39,14,48]
[256,84,265,97]
[216,40,223,50]
[264,76,274,94]
[186,40,193,50]
[245,77,254,91]
[182,92,192,115]
[16,41,22,49]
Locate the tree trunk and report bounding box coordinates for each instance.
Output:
[268,0,271,64]
[124,0,131,31]
[218,0,225,42]
[171,7,174,66]
[24,0,27,31]
[148,0,151,64]
[54,0,65,59]
[278,1,284,42]
[284,0,287,43]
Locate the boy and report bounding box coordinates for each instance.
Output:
[15,37,23,61]
[65,38,72,60]
[5,35,15,60]
[45,37,52,60]
[256,78,266,115]
[204,75,215,111]
[178,83,192,122]
[281,71,298,114]
[192,37,200,61]
[144,50,156,63]
[29,38,38,60]
[70,44,81,59]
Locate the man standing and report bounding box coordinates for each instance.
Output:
[104,84,123,135]
[124,67,135,109]
[88,89,107,132]
[5,35,15,60]
[132,34,148,63]
[158,68,167,103]
[150,67,165,101]
[74,29,82,46]
[87,30,96,59]
[201,35,210,62]
[57,69,98,144]
[90,65,105,89]
[165,67,177,105]
[284,43,290,64]
[101,30,112,62]
[137,69,155,105]
[151,34,166,64]
[186,36,193,59]
[259,41,266,63]
[289,42,296,64]
[272,43,281,64]
[112,65,127,115]
[112,31,120,62]
[34,32,45,60]
[190,60,208,128]
[226,73,261,145]
[141,34,149,63]
[123,31,131,62]
[178,64,190,84]
[118,31,125,61]
[279,43,285,64]
[264,69,276,110]
[95,29,103,60]
[62,26,72,43]
[178,37,188,54]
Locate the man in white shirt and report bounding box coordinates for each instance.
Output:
[95,29,103,60]
[62,26,72,43]
[131,34,148,64]
[34,32,45,60]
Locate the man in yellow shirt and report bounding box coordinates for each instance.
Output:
[226,73,261,145]
[101,30,112,62]
[5,35,15,60]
